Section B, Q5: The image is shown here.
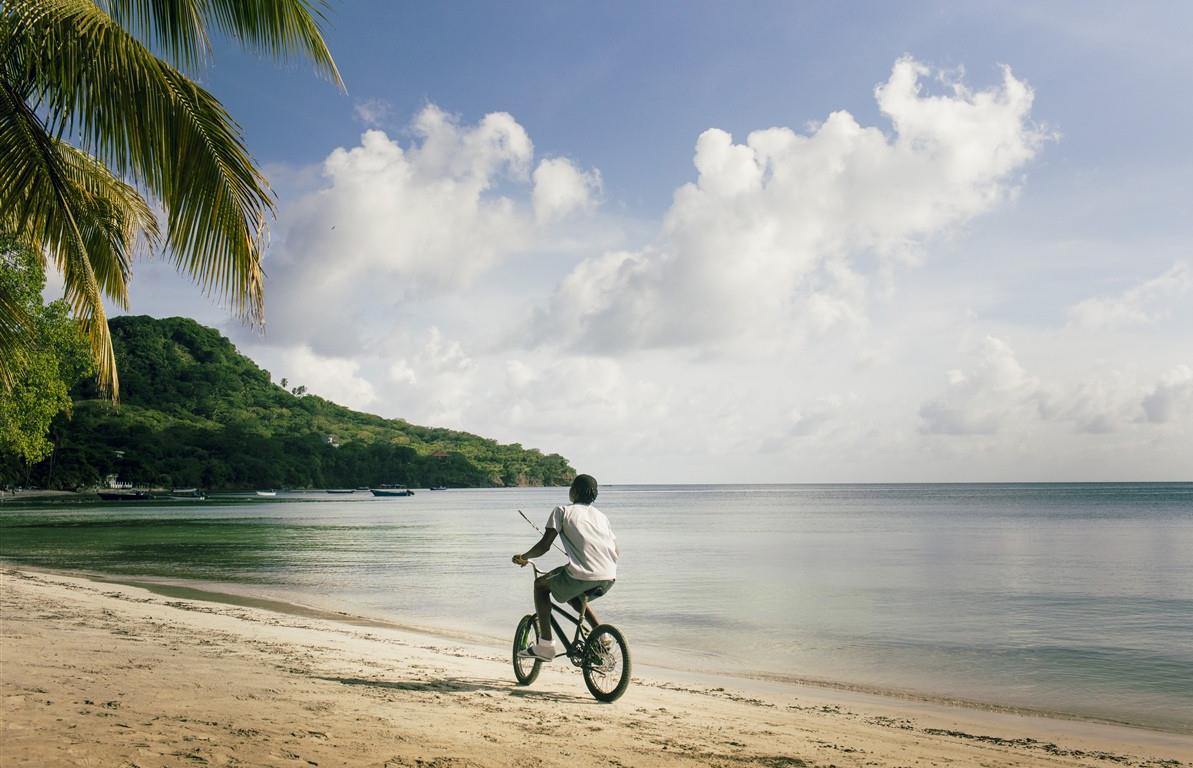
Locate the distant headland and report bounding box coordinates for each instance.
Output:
[3,316,575,492]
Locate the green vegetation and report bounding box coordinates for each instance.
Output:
[3,315,574,490]
[1,0,339,395]
[0,236,92,465]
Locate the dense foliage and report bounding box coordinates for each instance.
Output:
[5,316,575,490]
[0,236,92,465]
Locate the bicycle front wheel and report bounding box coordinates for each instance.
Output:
[512,613,542,685]
[582,624,630,702]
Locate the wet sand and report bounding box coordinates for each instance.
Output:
[2,568,1189,767]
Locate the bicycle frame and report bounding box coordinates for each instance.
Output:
[529,563,592,661]
[549,599,590,659]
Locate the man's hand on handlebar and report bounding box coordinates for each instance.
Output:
[512,554,529,567]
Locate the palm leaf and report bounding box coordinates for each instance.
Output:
[1,0,343,398]
[57,140,160,303]
[100,0,342,87]
[0,77,122,395]
[0,137,155,395]
[7,0,276,323]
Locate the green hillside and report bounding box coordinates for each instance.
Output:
[13,316,574,490]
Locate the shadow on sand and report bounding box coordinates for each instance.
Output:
[315,675,591,703]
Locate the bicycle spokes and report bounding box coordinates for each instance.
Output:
[581,625,630,702]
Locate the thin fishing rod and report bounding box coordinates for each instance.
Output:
[517,509,568,556]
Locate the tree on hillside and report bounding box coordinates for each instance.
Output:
[0,235,92,470]
[0,0,342,398]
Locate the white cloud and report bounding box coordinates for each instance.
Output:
[533,157,602,221]
[1067,262,1191,330]
[757,396,851,453]
[257,106,573,356]
[533,57,1049,353]
[388,360,417,385]
[388,327,473,382]
[378,327,479,425]
[385,335,639,439]
[353,98,395,128]
[499,355,632,428]
[1037,371,1143,434]
[264,345,378,411]
[1141,365,1193,424]
[919,336,1040,435]
[921,336,1193,438]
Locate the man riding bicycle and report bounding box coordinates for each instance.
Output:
[512,474,618,662]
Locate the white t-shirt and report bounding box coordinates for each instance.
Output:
[546,503,618,581]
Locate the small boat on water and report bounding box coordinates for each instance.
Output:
[371,484,414,497]
[428,486,447,491]
[170,488,205,499]
[327,488,356,494]
[97,490,153,501]
[256,490,277,497]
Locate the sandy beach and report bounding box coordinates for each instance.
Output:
[1,568,1189,768]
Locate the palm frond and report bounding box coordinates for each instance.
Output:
[99,0,343,88]
[7,0,274,324]
[97,0,209,71]
[1,72,120,396]
[57,140,160,303]
[1,0,344,397]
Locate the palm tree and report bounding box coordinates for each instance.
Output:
[0,0,342,397]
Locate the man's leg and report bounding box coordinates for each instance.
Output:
[534,576,554,643]
[567,597,600,629]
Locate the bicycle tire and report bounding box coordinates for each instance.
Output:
[512,613,542,685]
[582,624,630,702]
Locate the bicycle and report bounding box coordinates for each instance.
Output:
[511,562,631,702]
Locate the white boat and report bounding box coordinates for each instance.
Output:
[371,484,414,497]
[256,490,277,497]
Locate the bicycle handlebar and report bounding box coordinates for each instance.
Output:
[511,553,551,577]
[513,558,547,576]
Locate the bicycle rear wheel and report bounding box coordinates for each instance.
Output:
[582,624,630,702]
[512,613,542,685]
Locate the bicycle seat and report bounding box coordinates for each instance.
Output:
[582,584,608,600]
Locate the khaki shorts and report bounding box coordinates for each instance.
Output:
[543,565,615,603]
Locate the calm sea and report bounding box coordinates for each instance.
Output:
[2,483,1191,731]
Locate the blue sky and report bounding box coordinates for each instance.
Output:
[204,2,1191,206]
[89,1,1193,481]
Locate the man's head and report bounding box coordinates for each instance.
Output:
[569,474,598,505]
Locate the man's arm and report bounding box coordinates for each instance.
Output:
[513,528,558,565]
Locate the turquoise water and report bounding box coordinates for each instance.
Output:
[2,483,1191,731]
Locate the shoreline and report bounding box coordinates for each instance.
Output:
[6,560,1193,738]
[3,566,1191,767]
[0,489,88,502]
